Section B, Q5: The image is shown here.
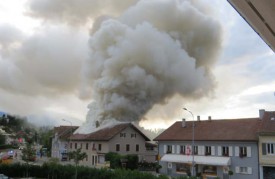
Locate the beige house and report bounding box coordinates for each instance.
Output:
[258,110,275,179]
[69,122,157,168]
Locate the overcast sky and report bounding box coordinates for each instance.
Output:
[0,0,274,129]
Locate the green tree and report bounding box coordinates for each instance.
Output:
[37,126,54,156]
[68,148,87,179]
[21,142,36,177]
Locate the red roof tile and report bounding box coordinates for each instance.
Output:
[54,125,79,140]
[154,118,262,141]
[70,123,150,141]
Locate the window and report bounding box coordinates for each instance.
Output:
[267,143,275,154]
[136,144,139,152]
[120,133,126,137]
[236,166,252,174]
[193,146,198,155]
[180,145,186,154]
[98,144,102,151]
[86,143,89,150]
[131,133,136,138]
[70,143,72,149]
[75,143,77,149]
[203,166,217,174]
[167,145,172,154]
[116,144,120,151]
[205,146,211,155]
[240,147,247,157]
[92,156,95,165]
[240,167,248,173]
[176,163,190,174]
[222,146,229,156]
[126,144,130,151]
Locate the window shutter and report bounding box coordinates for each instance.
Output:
[198,146,202,155]
[211,146,215,156]
[235,146,239,157]
[229,146,233,156]
[172,145,175,154]
[235,166,240,173]
[218,146,222,156]
[247,167,252,174]
[177,145,180,154]
[164,145,167,153]
[247,146,251,157]
[262,143,267,155]
[202,146,205,155]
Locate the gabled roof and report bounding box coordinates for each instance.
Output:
[154,118,262,142]
[54,125,79,140]
[70,123,150,141]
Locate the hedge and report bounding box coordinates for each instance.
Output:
[0,162,169,179]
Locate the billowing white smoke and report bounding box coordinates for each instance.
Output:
[77,0,222,133]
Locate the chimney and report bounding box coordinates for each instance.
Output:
[197,116,200,121]
[208,116,211,121]
[259,109,265,120]
[96,121,100,128]
[182,118,186,127]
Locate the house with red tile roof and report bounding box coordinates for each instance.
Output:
[51,125,79,161]
[154,110,275,179]
[69,122,157,168]
[258,110,275,179]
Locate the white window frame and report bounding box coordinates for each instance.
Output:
[267,143,275,155]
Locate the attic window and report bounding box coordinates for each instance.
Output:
[120,133,126,138]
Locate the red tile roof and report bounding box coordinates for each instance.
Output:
[70,123,150,141]
[54,125,79,140]
[154,118,263,142]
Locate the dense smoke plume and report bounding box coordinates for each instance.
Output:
[78,0,222,132]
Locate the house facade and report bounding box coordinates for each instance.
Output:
[258,110,275,179]
[51,125,79,161]
[154,116,262,179]
[69,122,157,168]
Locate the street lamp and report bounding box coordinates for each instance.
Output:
[183,108,195,177]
